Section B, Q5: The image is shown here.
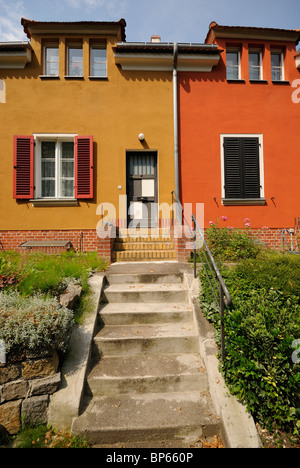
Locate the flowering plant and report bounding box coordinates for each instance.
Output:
[205,216,260,261]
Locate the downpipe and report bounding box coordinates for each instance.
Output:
[173,42,179,204]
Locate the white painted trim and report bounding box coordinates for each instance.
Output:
[114,52,220,72]
[89,43,107,78]
[125,149,159,228]
[43,43,59,76]
[0,79,5,103]
[226,47,241,80]
[249,49,263,80]
[33,134,77,200]
[220,134,265,201]
[0,48,32,69]
[271,50,285,81]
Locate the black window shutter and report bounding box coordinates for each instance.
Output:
[224,137,260,199]
[224,138,243,198]
[242,138,260,198]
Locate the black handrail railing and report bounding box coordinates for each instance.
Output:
[171,191,232,361]
[191,215,232,362]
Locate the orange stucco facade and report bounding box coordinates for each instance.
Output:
[0,19,174,234]
[0,19,299,257]
[179,23,300,230]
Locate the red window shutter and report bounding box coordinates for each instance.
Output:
[75,136,93,199]
[13,135,34,199]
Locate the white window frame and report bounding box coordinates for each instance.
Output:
[271,50,285,81]
[226,48,241,80]
[43,43,59,77]
[89,44,107,78]
[67,43,83,77]
[220,134,265,205]
[249,49,263,81]
[33,134,77,200]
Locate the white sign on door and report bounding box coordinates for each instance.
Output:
[142,179,155,197]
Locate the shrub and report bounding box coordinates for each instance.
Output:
[200,252,300,436]
[205,217,261,261]
[231,251,300,299]
[0,290,75,357]
[222,288,300,433]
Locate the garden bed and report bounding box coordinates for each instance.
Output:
[0,250,107,438]
[199,220,300,447]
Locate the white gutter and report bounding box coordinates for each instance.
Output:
[173,42,179,202]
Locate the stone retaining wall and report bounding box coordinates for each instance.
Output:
[0,351,61,434]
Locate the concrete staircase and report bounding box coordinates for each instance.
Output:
[112,228,177,262]
[71,263,220,448]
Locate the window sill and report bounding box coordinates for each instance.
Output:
[30,199,79,207]
[64,76,84,80]
[39,75,60,80]
[249,79,268,84]
[226,79,246,83]
[222,198,266,206]
[272,80,290,85]
[88,76,108,80]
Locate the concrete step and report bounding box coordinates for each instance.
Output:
[71,262,223,447]
[102,282,188,303]
[117,228,171,239]
[71,391,220,446]
[116,237,173,244]
[105,271,183,285]
[99,302,193,325]
[93,323,199,357]
[114,242,175,251]
[87,353,207,396]
[112,250,177,262]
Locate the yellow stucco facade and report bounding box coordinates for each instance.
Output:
[0,20,174,233]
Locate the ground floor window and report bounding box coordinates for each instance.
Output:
[39,139,75,198]
[221,134,265,205]
[13,134,93,200]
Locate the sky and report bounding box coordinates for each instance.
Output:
[0,0,300,43]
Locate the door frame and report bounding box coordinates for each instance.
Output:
[126,150,159,229]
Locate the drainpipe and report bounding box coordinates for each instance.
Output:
[173,42,179,203]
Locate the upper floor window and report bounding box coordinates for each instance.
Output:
[271,50,284,81]
[90,45,107,77]
[44,44,59,76]
[67,44,83,77]
[249,50,262,81]
[226,49,241,80]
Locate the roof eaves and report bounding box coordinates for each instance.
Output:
[21,17,126,41]
[206,21,300,44]
[0,41,32,51]
[115,42,222,54]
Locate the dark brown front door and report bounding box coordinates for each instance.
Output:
[126,151,158,228]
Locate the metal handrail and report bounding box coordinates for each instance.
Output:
[191,215,232,362]
[191,215,232,305]
[171,191,232,361]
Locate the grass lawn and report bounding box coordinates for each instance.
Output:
[0,249,108,357]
